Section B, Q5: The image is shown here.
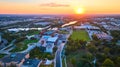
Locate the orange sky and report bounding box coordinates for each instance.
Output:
[0,0,120,14]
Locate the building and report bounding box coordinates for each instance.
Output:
[0,53,29,67]
[47,37,58,45]
[22,59,41,67]
[43,30,55,35]
[95,32,113,41]
[46,43,54,53]
[74,24,100,30]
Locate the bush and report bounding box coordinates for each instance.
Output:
[102,58,114,67]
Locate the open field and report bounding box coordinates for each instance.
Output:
[70,30,90,41]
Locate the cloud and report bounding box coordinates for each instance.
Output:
[40,3,70,7]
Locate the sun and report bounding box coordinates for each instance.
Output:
[75,8,85,14]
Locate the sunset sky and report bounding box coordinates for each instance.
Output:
[0,0,120,14]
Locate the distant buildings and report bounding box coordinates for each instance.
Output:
[95,32,113,40]
[8,28,43,32]
[74,24,113,41]
[94,18,120,31]
[74,24,100,30]
[34,22,51,26]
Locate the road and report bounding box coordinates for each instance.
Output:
[1,39,16,51]
[55,29,73,67]
[55,43,65,67]
[0,39,16,54]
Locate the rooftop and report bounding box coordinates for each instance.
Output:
[47,37,58,43]
[22,59,41,67]
[0,53,27,63]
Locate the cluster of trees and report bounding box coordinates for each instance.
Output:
[10,42,27,52]
[111,30,120,42]
[65,39,95,67]
[68,51,94,67]
[86,40,120,67]
[65,39,87,55]
[65,35,120,67]
[30,47,54,60]
[2,31,27,44]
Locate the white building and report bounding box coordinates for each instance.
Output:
[47,37,58,44]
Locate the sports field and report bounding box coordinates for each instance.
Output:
[70,30,90,41]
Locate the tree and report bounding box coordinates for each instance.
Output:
[102,58,114,67]
[92,34,99,41]
[70,57,76,66]
[77,58,93,67]
[103,47,110,55]
[116,57,120,67]
[87,45,97,54]
[47,54,54,60]
[79,40,87,49]
[53,46,58,53]
[96,53,107,62]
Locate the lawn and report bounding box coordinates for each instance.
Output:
[70,30,90,41]
[24,39,38,45]
[10,39,38,52]
[27,30,40,36]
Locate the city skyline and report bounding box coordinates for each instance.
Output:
[0,0,120,14]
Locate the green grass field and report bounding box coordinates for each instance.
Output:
[24,39,38,45]
[28,30,40,36]
[70,30,90,41]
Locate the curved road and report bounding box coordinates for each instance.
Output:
[55,43,65,67]
[55,30,73,67]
